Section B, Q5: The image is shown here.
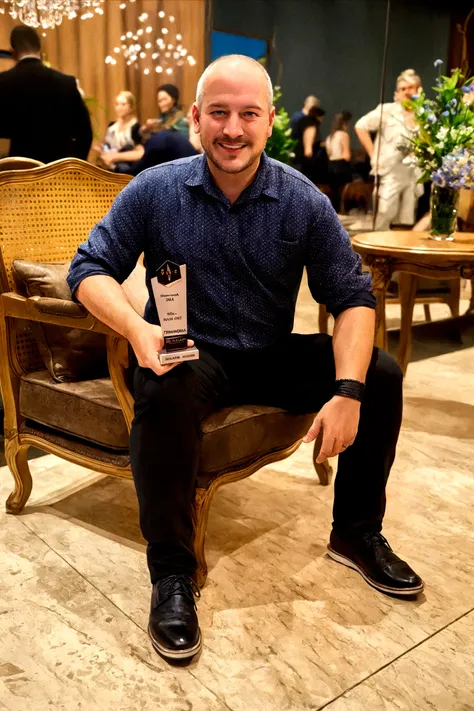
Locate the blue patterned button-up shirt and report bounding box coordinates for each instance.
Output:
[68,153,375,350]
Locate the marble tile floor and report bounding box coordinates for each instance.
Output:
[0,291,473,710]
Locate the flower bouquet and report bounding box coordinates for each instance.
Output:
[404,59,474,239]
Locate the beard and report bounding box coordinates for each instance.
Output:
[200,135,261,174]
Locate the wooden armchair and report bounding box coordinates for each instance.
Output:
[0,159,331,588]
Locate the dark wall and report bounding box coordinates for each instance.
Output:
[212,0,451,138]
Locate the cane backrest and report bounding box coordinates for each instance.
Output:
[0,159,131,373]
[0,157,44,171]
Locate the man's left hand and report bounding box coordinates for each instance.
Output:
[302,396,361,463]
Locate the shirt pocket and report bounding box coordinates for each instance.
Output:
[252,237,303,286]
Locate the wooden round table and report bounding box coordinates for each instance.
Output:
[351,231,474,373]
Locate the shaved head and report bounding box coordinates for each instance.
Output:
[196,55,273,110]
[192,53,275,179]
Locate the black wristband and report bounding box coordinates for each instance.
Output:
[334,379,365,403]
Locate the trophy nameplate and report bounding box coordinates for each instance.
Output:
[151,261,199,365]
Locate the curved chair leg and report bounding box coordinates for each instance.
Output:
[192,487,213,588]
[313,442,333,486]
[5,438,32,514]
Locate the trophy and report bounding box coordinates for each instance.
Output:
[151,260,199,364]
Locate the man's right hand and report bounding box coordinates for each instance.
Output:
[128,322,194,377]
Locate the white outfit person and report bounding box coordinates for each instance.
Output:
[355,102,422,229]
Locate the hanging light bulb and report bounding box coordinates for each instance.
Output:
[166,67,173,75]
[161,27,168,34]
[144,68,150,75]
[169,15,174,22]
[158,10,165,18]
[156,65,163,73]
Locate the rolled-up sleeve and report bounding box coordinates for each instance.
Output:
[355,104,383,132]
[306,194,375,318]
[67,175,148,298]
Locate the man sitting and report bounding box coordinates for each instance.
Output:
[68,55,423,663]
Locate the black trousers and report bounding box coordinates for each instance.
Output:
[329,159,352,213]
[130,334,403,583]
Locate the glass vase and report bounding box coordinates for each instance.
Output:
[430,185,460,241]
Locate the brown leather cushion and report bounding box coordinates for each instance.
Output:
[197,405,314,488]
[19,370,314,478]
[20,370,128,450]
[12,259,108,383]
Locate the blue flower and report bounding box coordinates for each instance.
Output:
[434,59,443,67]
[411,93,419,100]
[450,98,457,106]
[427,114,437,123]
[441,111,450,117]
[462,85,471,93]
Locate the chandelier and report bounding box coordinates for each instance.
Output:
[0,0,104,29]
[105,7,196,77]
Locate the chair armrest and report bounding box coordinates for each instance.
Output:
[1,292,120,337]
[1,291,135,431]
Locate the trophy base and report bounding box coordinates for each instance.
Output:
[158,345,199,365]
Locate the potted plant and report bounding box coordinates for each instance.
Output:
[265,87,297,165]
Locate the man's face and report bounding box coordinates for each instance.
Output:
[396,80,420,102]
[192,67,275,175]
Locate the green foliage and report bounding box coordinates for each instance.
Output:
[403,63,474,183]
[84,96,107,141]
[265,87,297,165]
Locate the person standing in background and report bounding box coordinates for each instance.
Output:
[0,26,92,164]
[326,111,353,213]
[290,94,320,138]
[355,69,423,229]
[297,104,328,184]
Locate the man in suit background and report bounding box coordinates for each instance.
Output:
[0,26,92,164]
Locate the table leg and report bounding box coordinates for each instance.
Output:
[318,304,329,334]
[398,273,417,376]
[369,258,393,350]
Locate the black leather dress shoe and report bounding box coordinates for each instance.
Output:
[328,531,424,596]
[148,574,201,660]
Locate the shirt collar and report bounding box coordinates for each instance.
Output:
[18,55,42,62]
[185,152,280,204]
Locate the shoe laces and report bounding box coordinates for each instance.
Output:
[155,574,201,609]
[363,532,392,551]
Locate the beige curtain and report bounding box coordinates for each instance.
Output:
[0,0,205,140]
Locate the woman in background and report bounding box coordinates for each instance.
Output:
[140,84,188,141]
[98,91,144,173]
[326,110,353,212]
